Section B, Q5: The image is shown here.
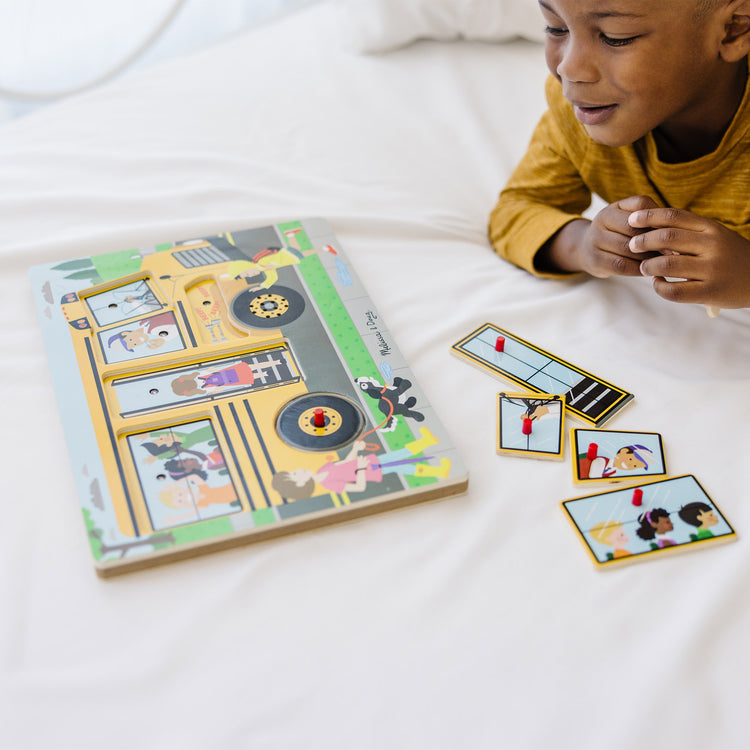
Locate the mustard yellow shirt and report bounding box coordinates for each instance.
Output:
[489,70,750,276]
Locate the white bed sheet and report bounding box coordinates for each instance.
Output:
[2,2,750,748]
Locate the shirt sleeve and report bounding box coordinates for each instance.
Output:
[489,76,593,277]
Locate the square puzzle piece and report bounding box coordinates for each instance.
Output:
[496,392,565,460]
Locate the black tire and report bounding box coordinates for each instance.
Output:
[276,393,365,452]
[230,285,305,329]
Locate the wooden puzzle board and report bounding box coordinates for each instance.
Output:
[30,218,468,575]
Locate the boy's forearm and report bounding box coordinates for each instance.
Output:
[533,219,590,274]
[490,194,588,277]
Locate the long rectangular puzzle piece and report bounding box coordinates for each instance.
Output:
[31,218,468,576]
[452,323,633,427]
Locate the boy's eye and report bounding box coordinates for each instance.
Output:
[601,34,639,47]
[544,25,567,37]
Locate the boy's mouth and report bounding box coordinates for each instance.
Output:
[573,103,618,126]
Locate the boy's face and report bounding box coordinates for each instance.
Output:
[613,447,645,470]
[539,0,733,149]
[697,509,719,527]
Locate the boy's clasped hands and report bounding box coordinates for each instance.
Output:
[578,195,750,310]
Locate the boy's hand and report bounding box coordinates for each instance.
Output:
[580,195,662,277]
[537,195,659,276]
[628,208,750,309]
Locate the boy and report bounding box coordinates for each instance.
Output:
[490,0,750,310]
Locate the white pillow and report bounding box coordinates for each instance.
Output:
[333,0,545,53]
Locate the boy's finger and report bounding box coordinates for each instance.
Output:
[615,195,660,213]
[640,253,704,280]
[628,227,700,255]
[594,243,645,277]
[602,205,647,238]
[627,207,705,230]
[602,225,639,255]
[603,196,659,238]
[649,277,707,306]
[605,255,645,276]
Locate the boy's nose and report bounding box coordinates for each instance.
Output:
[555,40,598,84]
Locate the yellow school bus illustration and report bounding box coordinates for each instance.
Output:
[40,220,466,574]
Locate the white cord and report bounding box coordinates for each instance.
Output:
[0,0,188,101]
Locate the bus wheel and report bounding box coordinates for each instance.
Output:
[230,285,305,329]
[276,393,365,452]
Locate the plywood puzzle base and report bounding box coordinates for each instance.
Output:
[31,219,468,576]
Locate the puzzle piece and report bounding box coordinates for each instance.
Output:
[496,392,565,461]
[570,428,667,484]
[561,474,736,568]
[452,323,633,427]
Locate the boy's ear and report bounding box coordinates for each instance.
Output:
[719,0,750,61]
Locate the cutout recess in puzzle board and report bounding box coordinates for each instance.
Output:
[30,218,468,576]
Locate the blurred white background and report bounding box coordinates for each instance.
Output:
[0,0,313,122]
